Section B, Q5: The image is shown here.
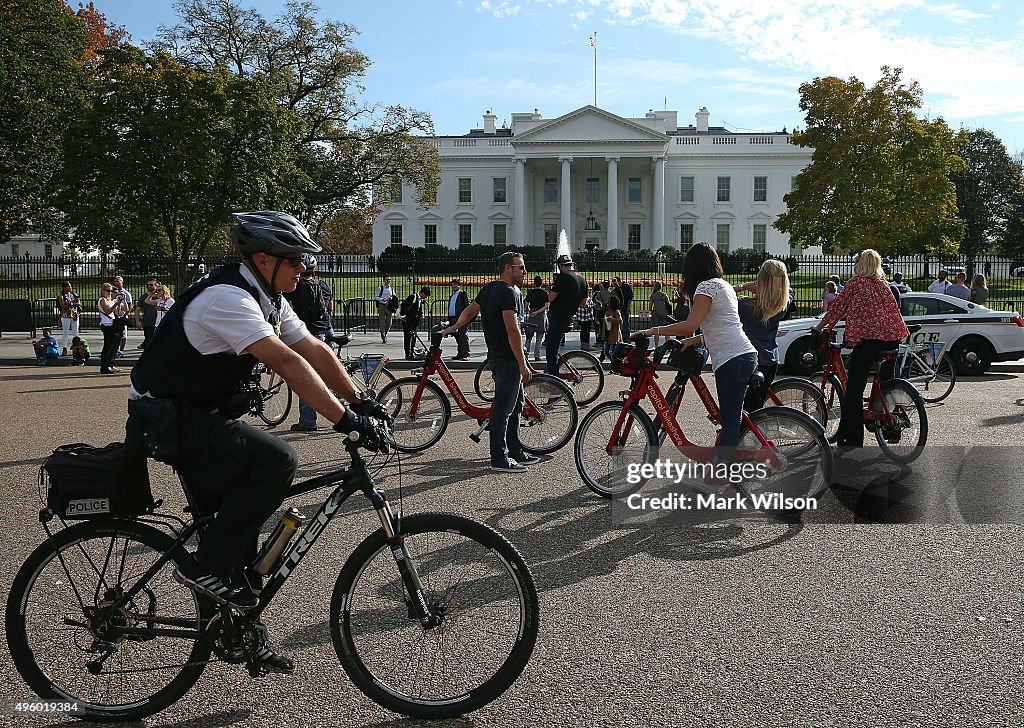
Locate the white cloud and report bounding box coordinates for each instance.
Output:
[476,1,522,17]
[925,3,986,23]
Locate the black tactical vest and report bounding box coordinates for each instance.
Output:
[130,263,274,409]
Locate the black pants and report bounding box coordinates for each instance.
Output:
[837,339,895,446]
[99,320,124,372]
[403,323,419,359]
[140,325,155,349]
[449,315,469,356]
[743,362,779,412]
[179,410,298,578]
[545,317,572,375]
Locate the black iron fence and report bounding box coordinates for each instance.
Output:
[3,252,1022,336]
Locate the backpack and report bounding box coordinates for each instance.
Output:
[387,295,399,312]
[296,279,326,324]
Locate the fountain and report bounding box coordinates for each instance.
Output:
[556,229,572,270]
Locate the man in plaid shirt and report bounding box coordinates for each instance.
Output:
[576,292,595,351]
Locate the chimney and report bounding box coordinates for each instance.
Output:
[695,106,710,133]
[483,109,497,135]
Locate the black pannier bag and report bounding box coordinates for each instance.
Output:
[42,442,155,520]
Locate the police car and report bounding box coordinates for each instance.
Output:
[777,292,1024,376]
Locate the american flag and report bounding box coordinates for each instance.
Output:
[589,33,596,48]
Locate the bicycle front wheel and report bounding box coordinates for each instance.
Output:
[902,352,955,403]
[817,373,844,440]
[767,377,828,427]
[737,407,833,502]
[6,519,213,722]
[520,374,579,455]
[559,350,605,406]
[575,402,657,497]
[348,361,397,398]
[473,361,495,402]
[377,377,451,453]
[872,379,928,463]
[258,367,292,427]
[330,512,539,719]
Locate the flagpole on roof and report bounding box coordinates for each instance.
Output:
[590,32,597,107]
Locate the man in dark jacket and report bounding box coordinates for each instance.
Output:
[611,276,634,339]
[447,279,471,359]
[400,286,431,359]
[545,254,588,375]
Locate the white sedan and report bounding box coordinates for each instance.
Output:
[777,292,1024,376]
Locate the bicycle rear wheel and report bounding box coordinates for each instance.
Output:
[767,377,828,427]
[520,374,579,455]
[258,366,292,427]
[473,361,495,402]
[377,377,451,453]
[872,379,928,463]
[575,402,657,497]
[331,512,539,719]
[6,519,212,722]
[737,407,833,502]
[558,350,605,406]
[347,360,397,398]
[901,352,955,403]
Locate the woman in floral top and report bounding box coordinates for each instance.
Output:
[811,249,909,447]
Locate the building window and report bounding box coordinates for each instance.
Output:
[424,224,438,246]
[389,225,403,247]
[586,177,600,204]
[544,178,558,203]
[493,177,507,203]
[627,224,641,251]
[752,224,767,252]
[715,224,730,253]
[680,176,694,202]
[753,176,767,202]
[493,224,507,246]
[716,177,731,202]
[458,224,472,246]
[679,223,694,249]
[458,177,472,203]
[544,224,558,249]
[44,243,53,258]
[11,243,19,257]
[627,178,642,203]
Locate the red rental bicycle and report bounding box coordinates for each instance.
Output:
[574,336,832,502]
[378,326,579,455]
[812,328,928,463]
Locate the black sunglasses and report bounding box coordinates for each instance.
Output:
[269,254,304,269]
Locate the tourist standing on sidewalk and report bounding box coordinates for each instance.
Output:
[447,278,471,359]
[649,281,671,348]
[441,252,537,473]
[611,276,634,339]
[592,282,609,347]
[112,275,132,358]
[545,254,587,375]
[98,283,129,374]
[56,280,81,356]
[524,276,548,361]
[600,298,622,362]
[399,287,431,359]
[135,280,159,349]
[576,291,595,350]
[373,275,396,343]
[283,254,334,431]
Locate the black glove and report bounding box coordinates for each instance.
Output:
[351,393,391,423]
[333,408,385,452]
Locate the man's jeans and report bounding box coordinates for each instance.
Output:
[489,358,525,466]
[714,352,758,462]
[545,317,572,375]
[620,310,631,340]
[298,330,330,428]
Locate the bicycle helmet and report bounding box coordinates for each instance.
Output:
[231,211,322,256]
[302,253,317,272]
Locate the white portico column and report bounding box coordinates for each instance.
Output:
[653,156,665,250]
[606,157,619,249]
[513,157,526,244]
[559,156,573,244]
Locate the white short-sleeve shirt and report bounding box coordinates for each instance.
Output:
[692,278,756,371]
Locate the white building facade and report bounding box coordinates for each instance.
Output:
[372,105,816,257]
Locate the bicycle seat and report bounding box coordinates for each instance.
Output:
[521,321,539,332]
[747,370,765,388]
[429,323,446,349]
[907,324,922,334]
[327,333,351,348]
[874,347,900,361]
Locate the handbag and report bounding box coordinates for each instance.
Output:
[42,442,154,520]
[387,295,399,313]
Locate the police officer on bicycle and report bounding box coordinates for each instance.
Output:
[127,211,387,674]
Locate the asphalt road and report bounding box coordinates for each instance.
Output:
[1,361,1022,727]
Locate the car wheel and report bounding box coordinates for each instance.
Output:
[950,336,993,376]
[784,336,819,376]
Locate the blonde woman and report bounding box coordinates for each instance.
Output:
[734,259,794,411]
[97,283,129,374]
[811,249,909,447]
[970,274,989,306]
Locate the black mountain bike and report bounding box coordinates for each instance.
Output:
[7,428,540,721]
[247,362,292,427]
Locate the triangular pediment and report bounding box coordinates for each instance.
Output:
[514,106,668,144]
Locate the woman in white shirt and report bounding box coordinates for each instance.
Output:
[97,283,129,374]
[635,242,757,463]
[145,284,175,327]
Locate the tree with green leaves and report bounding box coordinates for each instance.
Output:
[1001,151,1024,260]
[0,0,86,242]
[776,67,965,256]
[951,129,1020,256]
[58,45,307,276]
[152,0,441,239]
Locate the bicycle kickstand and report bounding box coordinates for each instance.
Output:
[469,419,490,443]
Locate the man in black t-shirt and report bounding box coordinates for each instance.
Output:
[545,254,588,374]
[442,251,536,473]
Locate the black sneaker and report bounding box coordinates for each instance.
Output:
[511,454,541,466]
[173,568,259,610]
[255,623,294,674]
[490,459,528,474]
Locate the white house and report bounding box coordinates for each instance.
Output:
[372,105,818,257]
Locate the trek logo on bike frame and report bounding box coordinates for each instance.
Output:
[273,491,343,580]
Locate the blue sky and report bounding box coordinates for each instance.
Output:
[97,0,1024,152]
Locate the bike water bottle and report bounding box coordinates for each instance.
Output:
[252,508,306,575]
